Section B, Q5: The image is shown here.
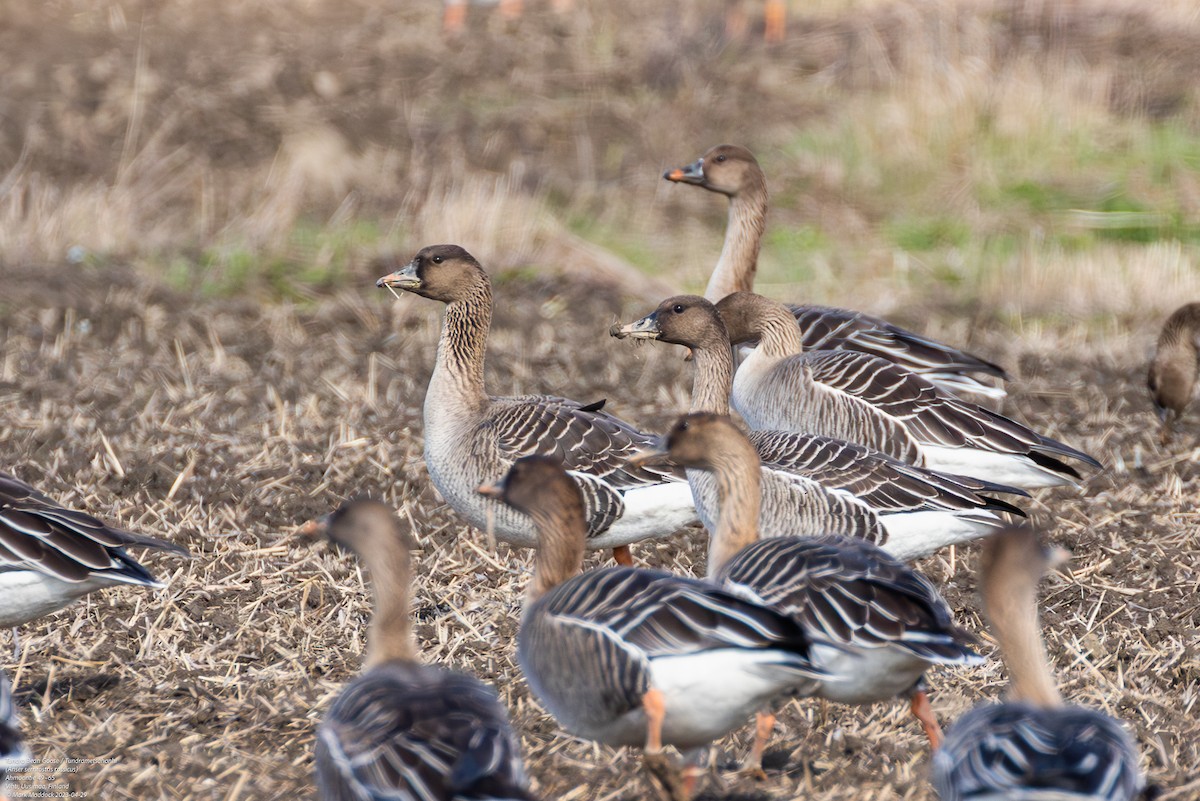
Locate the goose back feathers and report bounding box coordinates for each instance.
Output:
[315,499,535,801]
[376,245,695,550]
[664,144,1008,398]
[0,472,189,627]
[717,292,1100,488]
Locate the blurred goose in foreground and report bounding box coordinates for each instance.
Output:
[716,292,1101,488]
[633,413,982,773]
[932,527,1146,800]
[1147,301,1200,445]
[375,245,696,566]
[312,499,537,801]
[0,671,30,801]
[479,456,829,800]
[613,295,1026,559]
[0,472,189,628]
[663,144,1008,399]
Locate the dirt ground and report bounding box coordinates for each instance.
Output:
[0,260,1197,800]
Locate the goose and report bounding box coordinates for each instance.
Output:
[716,291,1101,489]
[375,244,697,566]
[663,144,1008,399]
[631,413,982,773]
[0,671,30,801]
[1147,301,1200,445]
[478,456,829,800]
[312,498,537,801]
[613,295,1027,559]
[0,472,189,628]
[932,526,1146,800]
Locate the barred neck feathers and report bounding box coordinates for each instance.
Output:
[717,292,804,359]
[705,172,768,301]
[434,279,492,413]
[690,343,735,415]
[980,528,1063,708]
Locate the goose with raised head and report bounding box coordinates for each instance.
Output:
[632,413,982,773]
[0,472,189,628]
[478,456,829,800]
[716,292,1101,489]
[613,295,1027,559]
[375,245,696,566]
[1147,301,1200,445]
[664,144,1008,399]
[312,499,537,801]
[932,526,1146,800]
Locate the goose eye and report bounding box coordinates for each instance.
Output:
[715,154,727,163]
[432,255,443,264]
[672,304,684,314]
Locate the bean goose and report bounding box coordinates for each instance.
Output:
[932,527,1146,800]
[664,144,1008,399]
[375,245,696,565]
[716,292,1101,488]
[633,413,982,772]
[478,456,829,801]
[312,499,537,801]
[1147,301,1200,445]
[613,295,1027,559]
[0,671,29,801]
[0,472,189,628]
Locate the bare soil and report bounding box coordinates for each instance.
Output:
[1,262,1196,800]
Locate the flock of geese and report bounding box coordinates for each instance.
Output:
[1,143,1193,799]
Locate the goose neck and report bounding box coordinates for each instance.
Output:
[363,541,417,669]
[526,504,587,604]
[706,445,763,579]
[755,305,804,359]
[984,564,1063,709]
[705,188,768,302]
[689,344,735,415]
[431,285,491,413]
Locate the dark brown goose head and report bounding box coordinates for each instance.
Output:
[664,144,766,199]
[320,498,418,668]
[375,244,488,303]
[478,456,587,601]
[611,295,730,351]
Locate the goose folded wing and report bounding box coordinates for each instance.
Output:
[747,430,1025,513]
[486,395,684,487]
[719,539,977,662]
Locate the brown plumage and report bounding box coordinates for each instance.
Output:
[1147,302,1200,445]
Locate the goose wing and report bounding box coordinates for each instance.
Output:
[718,538,979,663]
[791,305,1008,385]
[485,396,683,488]
[0,472,188,584]
[746,430,1028,515]
[802,352,1100,472]
[316,662,534,801]
[933,702,1144,801]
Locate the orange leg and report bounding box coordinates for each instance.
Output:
[442,1,467,35]
[764,0,786,43]
[643,688,667,752]
[739,709,775,779]
[613,545,634,567]
[910,689,944,750]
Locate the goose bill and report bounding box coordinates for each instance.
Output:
[611,313,662,340]
[375,259,421,292]
[476,478,506,499]
[663,158,705,184]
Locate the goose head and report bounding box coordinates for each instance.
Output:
[664,144,764,198]
[628,412,754,472]
[376,244,487,303]
[611,295,730,351]
[714,291,787,345]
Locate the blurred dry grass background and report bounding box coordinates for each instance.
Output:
[2,0,1200,799]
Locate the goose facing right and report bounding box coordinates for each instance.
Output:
[716,291,1101,489]
[479,456,829,800]
[313,499,537,801]
[634,413,982,765]
[663,143,1008,399]
[613,294,1027,560]
[0,472,190,628]
[1147,301,1200,445]
[932,527,1146,800]
[375,244,697,565]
